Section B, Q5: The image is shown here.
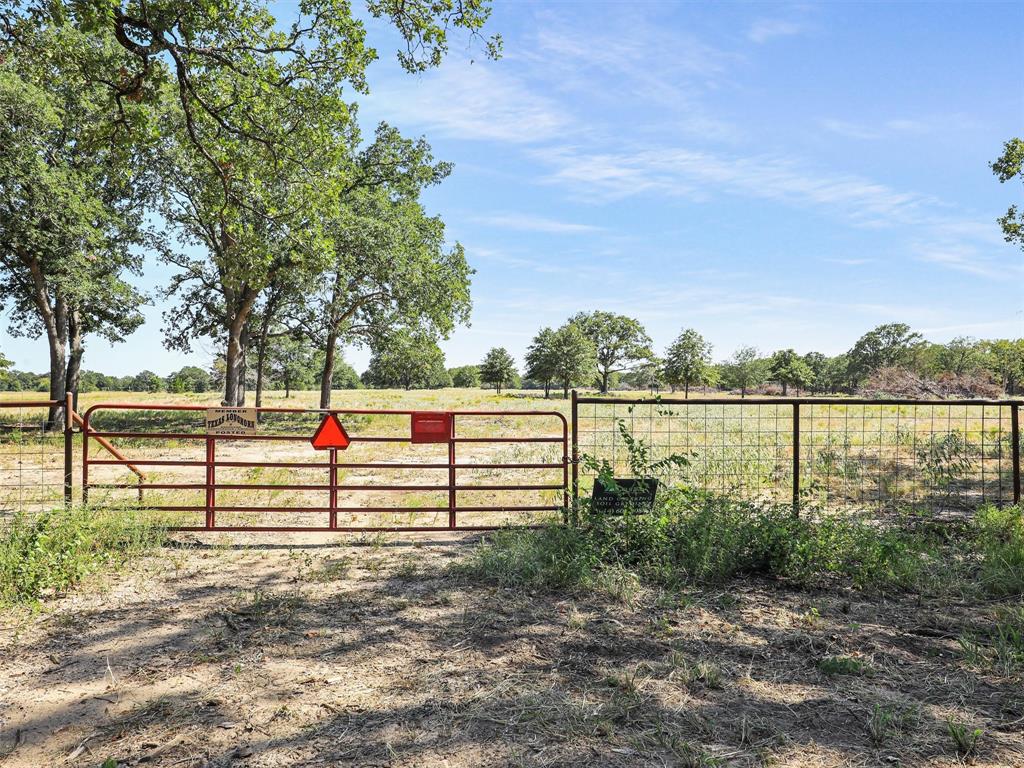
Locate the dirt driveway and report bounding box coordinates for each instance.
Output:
[1,533,1022,767]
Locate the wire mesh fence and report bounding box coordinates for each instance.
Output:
[0,400,67,521]
[573,396,1022,515]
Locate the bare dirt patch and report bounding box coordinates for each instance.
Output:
[1,534,1022,767]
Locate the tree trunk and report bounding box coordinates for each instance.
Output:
[46,330,67,430]
[223,317,247,406]
[543,381,550,398]
[65,308,84,410]
[600,368,609,394]
[319,331,337,409]
[563,380,569,399]
[254,323,271,411]
[684,381,689,399]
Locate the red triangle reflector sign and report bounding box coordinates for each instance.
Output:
[311,413,351,450]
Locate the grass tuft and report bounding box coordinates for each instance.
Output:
[463,494,1024,600]
[0,505,166,607]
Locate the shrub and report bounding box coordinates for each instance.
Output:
[972,504,1024,597]
[0,505,166,606]
[464,491,944,597]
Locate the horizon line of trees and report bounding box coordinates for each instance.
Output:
[5,321,1021,399]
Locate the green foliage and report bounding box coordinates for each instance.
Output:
[846,323,924,386]
[0,506,166,607]
[265,334,318,396]
[129,370,163,392]
[719,346,768,397]
[525,327,558,396]
[362,329,449,389]
[165,365,213,393]
[550,323,598,398]
[663,329,713,396]
[290,124,471,408]
[818,655,867,676]
[331,358,362,389]
[479,347,518,394]
[972,504,1024,597]
[466,496,941,595]
[991,137,1023,251]
[946,718,983,757]
[0,26,150,404]
[569,311,653,393]
[449,364,481,388]
[768,348,813,395]
[958,606,1024,676]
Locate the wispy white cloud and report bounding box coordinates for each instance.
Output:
[469,212,603,234]
[820,114,979,141]
[913,244,1023,280]
[534,145,933,226]
[367,62,567,144]
[748,18,806,44]
[824,257,876,266]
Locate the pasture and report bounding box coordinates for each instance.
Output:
[0,388,1022,767]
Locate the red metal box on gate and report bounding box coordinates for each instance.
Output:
[410,411,452,443]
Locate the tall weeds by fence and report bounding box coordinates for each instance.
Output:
[573,396,1021,515]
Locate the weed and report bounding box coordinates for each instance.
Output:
[0,505,165,606]
[947,717,982,757]
[819,655,867,676]
[868,704,896,746]
[958,606,1024,676]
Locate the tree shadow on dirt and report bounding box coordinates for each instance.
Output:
[4,544,1024,767]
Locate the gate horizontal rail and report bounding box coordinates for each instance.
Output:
[82,403,569,532]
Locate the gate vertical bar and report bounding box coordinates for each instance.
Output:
[329,448,338,529]
[205,436,215,529]
[64,392,73,508]
[562,415,569,513]
[792,402,801,515]
[448,413,457,529]
[571,390,579,505]
[1012,404,1020,504]
[81,410,90,505]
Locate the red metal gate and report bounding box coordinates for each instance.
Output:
[82,403,568,532]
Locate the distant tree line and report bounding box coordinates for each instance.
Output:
[346,317,1024,399]
[3,320,1021,399]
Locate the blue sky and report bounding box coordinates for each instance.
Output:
[2,1,1022,376]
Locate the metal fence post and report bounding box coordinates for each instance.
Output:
[63,392,73,508]
[205,436,216,529]
[571,390,579,505]
[329,447,338,529]
[792,402,801,515]
[448,413,457,529]
[1013,404,1021,505]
